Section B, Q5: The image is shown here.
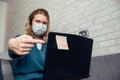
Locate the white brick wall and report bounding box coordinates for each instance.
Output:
[108,46,120,54]
[114,24,120,31]
[48,0,120,56]
[93,35,107,43]
[5,0,120,57]
[107,31,120,39]
[117,39,120,44]
[92,48,108,56]
[98,40,116,48]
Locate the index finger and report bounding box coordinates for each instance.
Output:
[24,39,45,44]
[31,39,45,44]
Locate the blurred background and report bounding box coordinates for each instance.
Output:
[0,0,120,59]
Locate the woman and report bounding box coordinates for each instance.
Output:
[8,8,50,80]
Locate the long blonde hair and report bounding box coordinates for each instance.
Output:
[25,8,50,41]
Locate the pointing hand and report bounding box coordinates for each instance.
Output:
[8,34,45,55]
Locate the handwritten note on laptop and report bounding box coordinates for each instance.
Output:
[56,35,69,50]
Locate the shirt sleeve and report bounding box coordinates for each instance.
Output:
[8,49,24,61]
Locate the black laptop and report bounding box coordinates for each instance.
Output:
[43,32,93,80]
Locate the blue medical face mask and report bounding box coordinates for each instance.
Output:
[32,22,47,36]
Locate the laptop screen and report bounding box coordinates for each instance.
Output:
[43,32,93,80]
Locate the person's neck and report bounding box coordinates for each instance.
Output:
[34,36,42,40]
